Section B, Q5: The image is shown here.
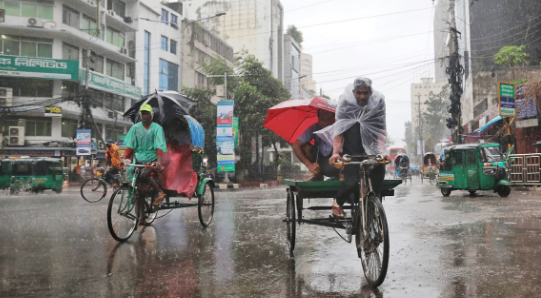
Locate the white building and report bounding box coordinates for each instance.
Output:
[181,0,285,81]
[284,34,301,99]
[300,52,317,98]
[410,78,448,147]
[0,0,140,170]
[135,1,182,95]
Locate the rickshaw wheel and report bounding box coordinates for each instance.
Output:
[107,186,137,242]
[198,183,215,227]
[143,195,158,224]
[441,188,451,197]
[356,194,389,287]
[286,190,296,256]
[54,188,62,194]
[497,186,511,198]
[81,178,107,203]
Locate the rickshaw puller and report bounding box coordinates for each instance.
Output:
[292,109,339,181]
[327,77,388,218]
[122,104,168,218]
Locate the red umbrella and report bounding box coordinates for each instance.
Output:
[263,96,336,143]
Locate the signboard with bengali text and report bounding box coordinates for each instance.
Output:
[0,55,79,80]
[498,82,516,117]
[216,101,235,172]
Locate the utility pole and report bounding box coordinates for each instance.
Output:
[445,0,464,145]
[416,93,424,158]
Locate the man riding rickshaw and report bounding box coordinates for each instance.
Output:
[394,153,411,184]
[421,152,439,184]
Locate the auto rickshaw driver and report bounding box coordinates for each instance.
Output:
[122,104,168,217]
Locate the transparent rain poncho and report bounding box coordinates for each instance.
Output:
[315,83,387,155]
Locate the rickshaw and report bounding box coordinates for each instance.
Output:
[107,91,215,242]
[437,143,512,197]
[9,158,34,194]
[0,159,14,190]
[284,154,402,287]
[421,152,439,184]
[394,153,412,184]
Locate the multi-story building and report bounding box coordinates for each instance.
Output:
[284,34,301,99]
[180,20,235,90]
[0,0,141,171]
[135,0,183,95]
[433,0,450,84]
[181,0,285,81]
[410,78,448,153]
[300,52,317,98]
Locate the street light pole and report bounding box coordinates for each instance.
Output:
[298,75,307,99]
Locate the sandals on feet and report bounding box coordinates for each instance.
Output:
[153,193,166,206]
[332,204,345,218]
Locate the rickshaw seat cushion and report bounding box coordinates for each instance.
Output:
[158,142,198,199]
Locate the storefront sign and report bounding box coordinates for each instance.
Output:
[0,55,79,80]
[44,106,62,117]
[516,86,538,119]
[498,82,516,117]
[76,129,91,156]
[216,101,234,172]
[80,70,141,100]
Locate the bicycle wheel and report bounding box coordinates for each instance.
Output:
[107,186,137,242]
[141,194,158,225]
[356,194,390,287]
[198,183,215,227]
[286,190,296,256]
[81,178,107,203]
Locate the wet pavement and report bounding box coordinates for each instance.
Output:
[1,179,541,297]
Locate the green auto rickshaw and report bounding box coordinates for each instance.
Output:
[0,159,14,189]
[437,143,512,197]
[9,158,63,194]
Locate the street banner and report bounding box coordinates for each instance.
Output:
[216,101,234,172]
[498,82,516,117]
[516,86,538,119]
[232,117,239,148]
[417,139,425,155]
[76,129,91,156]
[80,70,141,100]
[0,55,79,80]
[91,141,98,155]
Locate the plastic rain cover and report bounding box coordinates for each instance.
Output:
[315,83,387,155]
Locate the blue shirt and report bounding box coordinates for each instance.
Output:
[297,123,333,157]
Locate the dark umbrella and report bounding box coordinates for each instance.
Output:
[123,91,197,125]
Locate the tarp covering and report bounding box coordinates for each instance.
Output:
[159,143,198,198]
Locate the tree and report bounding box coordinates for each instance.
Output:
[403,121,416,158]
[494,45,529,79]
[321,94,331,99]
[286,25,303,45]
[422,86,450,152]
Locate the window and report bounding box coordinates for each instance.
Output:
[161,36,168,51]
[82,50,104,73]
[171,14,178,28]
[22,1,54,20]
[144,31,150,95]
[0,77,53,97]
[62,43,79,61]
[0,36,53,58]
[105,125,124,142]
[170,40,177,55]
[106,59,124,80]
[63,5,80,28]
[62,81,79,98]
[62,119,78,138]
[106,27,125,47]
[161,9,168,24]
[82,15,103,39]
[107,0,126,17]
[159,59,178,91]
[25,118,52,137]
[4,1,20,16]
[196,72,206,88]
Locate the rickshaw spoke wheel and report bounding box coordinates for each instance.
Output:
[198,183,215,227]
[143,194,158,224]
[107,186,137,242]
[356,195,389,287]
[81,178,107,203]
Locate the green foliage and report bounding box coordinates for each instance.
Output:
[422,86,450,152]
[273,152,301,178]
[494,45,529,67]
[286,25,303,45]
[512,79,528,86]
[403,121,416,156]
[321,94,331,99]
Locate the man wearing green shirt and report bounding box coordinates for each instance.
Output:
[122,104,168,224]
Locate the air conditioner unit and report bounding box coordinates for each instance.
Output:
[0,87,13,107]
[8,126,25,146]
[27,17,44,28]
[119,47,128,55]
[87,0,96,6]
[108,10,116,17]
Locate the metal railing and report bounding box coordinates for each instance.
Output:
[510,154,541,186]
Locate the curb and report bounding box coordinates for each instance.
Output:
[214,183,240,191]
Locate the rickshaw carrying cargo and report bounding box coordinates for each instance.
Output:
[437,143,512,197]
[421,152,439,184]
[106,91,215,242]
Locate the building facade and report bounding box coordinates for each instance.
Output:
[284,34,301,99]
[135,0,182,95]
[181,0,284,81]
[0,0,141,172]
[300,52,317,98]
[180,20,235,90]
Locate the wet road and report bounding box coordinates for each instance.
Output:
[1,179,541,297]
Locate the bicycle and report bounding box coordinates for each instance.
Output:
[335,154,391,287]
[80,167,121,203]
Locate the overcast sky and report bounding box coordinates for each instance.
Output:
[280,0,437,148]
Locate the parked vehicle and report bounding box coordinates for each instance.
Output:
[438,143,512,197]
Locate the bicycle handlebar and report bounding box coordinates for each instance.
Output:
[334,154,390,166]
